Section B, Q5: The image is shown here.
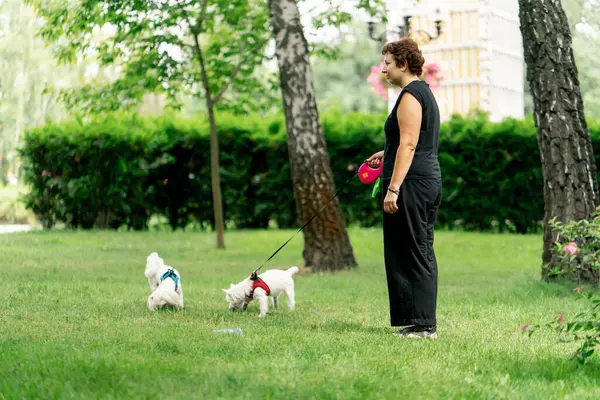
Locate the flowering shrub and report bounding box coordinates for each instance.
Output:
[523,206,600,364]
[546,206,600,281]
[367,62,387,100]
[421,63,444,89]
[524,288,600,364]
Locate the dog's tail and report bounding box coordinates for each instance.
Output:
[287,266,299,276]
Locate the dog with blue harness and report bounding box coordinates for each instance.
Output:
[145,252,184,311]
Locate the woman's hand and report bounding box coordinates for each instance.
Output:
[383,189,399,214]
[366,151,384,168]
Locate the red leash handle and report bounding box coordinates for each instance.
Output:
[358,161,382,184]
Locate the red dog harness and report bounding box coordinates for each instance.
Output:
[246,276,271,300]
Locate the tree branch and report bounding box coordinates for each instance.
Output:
[212,37,270,104]
[174,0,207,34]
[192,31,213,107]
[211,44,246,104]
[177,4,214,106]
[198,0,209,31]
[179,0,270,106]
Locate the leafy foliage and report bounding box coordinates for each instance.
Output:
[311,21,386,113]
[25,0,277,114]
[18,110,600,231]
[524,206,600,364]
[525,287,600,365]
[545,207,600,280]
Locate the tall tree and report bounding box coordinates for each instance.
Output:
[525,0,600,117]
[267,0,358,270]
[26,0,274,248]
[518,0,599,282]
[0,0,73,181]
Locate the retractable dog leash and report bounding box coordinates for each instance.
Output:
[250,160,382,280]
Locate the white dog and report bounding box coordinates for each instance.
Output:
[222,267,298,317]
[144,252,184,311]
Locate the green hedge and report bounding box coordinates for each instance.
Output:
[18,110,600,232]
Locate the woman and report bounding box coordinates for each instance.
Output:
[367,38,442,339]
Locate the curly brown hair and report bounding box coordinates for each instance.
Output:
[381,38,425,76]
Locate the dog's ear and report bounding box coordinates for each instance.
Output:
[222,288,229,293]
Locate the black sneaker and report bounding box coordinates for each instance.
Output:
[393,325,416,336]
[403,325,438,339]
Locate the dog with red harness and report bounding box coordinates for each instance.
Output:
[222,266,298,317]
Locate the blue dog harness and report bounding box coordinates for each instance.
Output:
[160,269,180,291]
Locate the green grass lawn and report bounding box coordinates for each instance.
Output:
[1,228,599,399]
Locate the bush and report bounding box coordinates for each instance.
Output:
[18,115,159,229]
[525,287,600,365]
[17,113,300,231]
[17,110,600,231]
[525,207,600,364]
[546,207,600,282]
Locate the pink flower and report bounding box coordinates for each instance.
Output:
[367,62,388,101]
[557,313,565,324]
[573,287,581,295]
[42,170,48,177]
[426,63,440,74]
[563,242,578,255]
[421,63,444,89]
[521,323,531,332]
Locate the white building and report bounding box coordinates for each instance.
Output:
[385,0,524,122]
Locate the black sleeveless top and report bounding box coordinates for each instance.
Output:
[382,80,441,180]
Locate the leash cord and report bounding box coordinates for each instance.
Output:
[252,171,359,277]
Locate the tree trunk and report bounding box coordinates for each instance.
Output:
[192,24,226,249]
[207,103,226,248]
[518,0,599,282]
[267,0,357,270]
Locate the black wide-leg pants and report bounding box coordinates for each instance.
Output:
[382,178,442,327]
